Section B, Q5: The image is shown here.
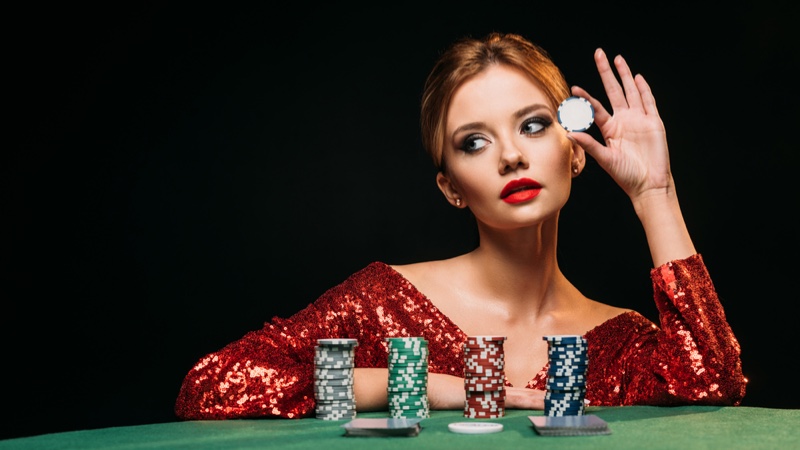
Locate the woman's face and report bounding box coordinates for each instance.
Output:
[438,63,581,231]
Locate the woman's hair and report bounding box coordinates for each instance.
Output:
[420,33,570,171]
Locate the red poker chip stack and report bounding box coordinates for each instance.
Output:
[463,335,507,418]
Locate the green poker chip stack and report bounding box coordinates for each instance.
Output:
[386,337,429,419]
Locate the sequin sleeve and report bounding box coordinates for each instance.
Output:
[173,295,338,420]
[584,254,747,407]
[174,262,466,420]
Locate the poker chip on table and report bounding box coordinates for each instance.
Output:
[387,337,430,418]
[463,335,507,418]
[542,335,588,417]
[448,421,503,434]
[314,338,358,420]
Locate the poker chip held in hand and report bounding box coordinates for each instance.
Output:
[557,96,594,132]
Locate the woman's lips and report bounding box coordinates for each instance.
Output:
[501,178,542,204]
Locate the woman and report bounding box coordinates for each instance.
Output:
[174,32,747,420]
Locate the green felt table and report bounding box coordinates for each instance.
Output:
[1,406,797,449]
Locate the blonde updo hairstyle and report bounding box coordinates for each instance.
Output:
[420,33,571,171]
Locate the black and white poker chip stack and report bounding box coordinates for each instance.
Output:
[463,335,507,418]
[543,335,588,416]
[314,338,358,420]
[386,337,429,419]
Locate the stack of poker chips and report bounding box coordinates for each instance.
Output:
[543,335,588,416]
[386,337,429,418]
[314,338,358,420]
[463,335,507,418]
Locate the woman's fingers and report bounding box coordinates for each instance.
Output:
[594,48,627,112]
[594,49,651,114]
[504,387,545,410]
[635,74,659,117]
[613,54,642,110]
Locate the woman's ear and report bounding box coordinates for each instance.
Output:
[436,171,464,208]
[569,136,586,177]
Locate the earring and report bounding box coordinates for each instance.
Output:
[455,198,462,207]
[572,166,579,174]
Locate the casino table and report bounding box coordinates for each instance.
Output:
[1,406,797,449]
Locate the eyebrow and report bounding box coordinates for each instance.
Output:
[514,103,551,120]
[451,103,551,136]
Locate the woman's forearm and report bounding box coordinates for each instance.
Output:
[354,369,466,411]
[633,187,696,267]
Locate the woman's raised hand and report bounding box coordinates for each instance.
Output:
[569,48,673,202]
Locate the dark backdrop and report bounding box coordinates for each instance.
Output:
[4,2,798,440]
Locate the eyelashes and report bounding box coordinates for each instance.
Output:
[521,116,552,135]
[459,135,490,153]
[457,116,553,154]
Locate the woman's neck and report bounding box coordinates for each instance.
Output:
[464,222,566,310]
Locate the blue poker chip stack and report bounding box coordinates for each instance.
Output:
[314,338,358,420]
[543,335,588,416]
[386,337,430,419]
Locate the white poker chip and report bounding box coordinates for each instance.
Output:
[448,421,504,434]
[557,96,594,132]
[317,338,358,346]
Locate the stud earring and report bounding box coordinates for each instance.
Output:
[573,167,579,174]
[455,198,462,207]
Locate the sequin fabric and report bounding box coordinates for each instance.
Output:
[174,253,746,420]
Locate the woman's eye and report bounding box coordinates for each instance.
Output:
[521,117,551,135]
[460,135,489,153]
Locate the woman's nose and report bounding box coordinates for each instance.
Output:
[499,143,529,174]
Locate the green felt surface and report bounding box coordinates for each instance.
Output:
[2,406,798,449]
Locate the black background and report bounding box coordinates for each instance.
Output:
[4,2,798,440]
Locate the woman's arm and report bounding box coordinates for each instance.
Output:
[569,48,695,267]
[354,369,468,411]
[355,368,546,412]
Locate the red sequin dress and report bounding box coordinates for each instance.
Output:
[174,253,746,420]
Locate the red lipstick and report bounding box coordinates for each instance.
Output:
[500,178,542,204]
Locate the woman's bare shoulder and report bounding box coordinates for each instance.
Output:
[392,257,461,278]
[585,298,633,327]
[390,257,467,298]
